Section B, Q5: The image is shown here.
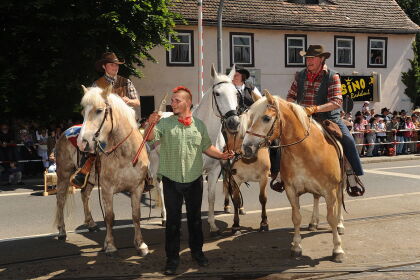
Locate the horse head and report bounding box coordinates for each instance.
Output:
[77,85,136,153]
[241,91,281,159]
[210,64,241,133]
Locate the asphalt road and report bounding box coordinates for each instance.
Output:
[0,159,419,241]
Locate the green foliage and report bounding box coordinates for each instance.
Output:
[402,42,420,107]
[0,0,180,121]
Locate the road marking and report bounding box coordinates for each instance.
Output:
[0,191,39,197]
[364,169,420,179]
[2,191,420,243]
[369,165,420,171]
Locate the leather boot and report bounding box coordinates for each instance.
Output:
[70,154,96,189]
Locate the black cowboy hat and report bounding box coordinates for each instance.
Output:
[95,52,125,72]
[236,68,250,80]
[299,45,331,59]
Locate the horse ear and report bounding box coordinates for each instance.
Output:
[251,91,261,102]
[266,91,275,105]
[211,64,217,78]
[228,64,236,80]
[81,85,88,94]
[101,84,113,99]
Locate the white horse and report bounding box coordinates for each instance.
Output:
[149,65,240,234]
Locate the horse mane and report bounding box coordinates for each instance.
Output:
[81,87,137,130]
[287,102,310,132]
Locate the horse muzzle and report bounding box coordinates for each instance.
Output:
[78,138,95,153]
[241,143,258,159]
[225,115,240,133]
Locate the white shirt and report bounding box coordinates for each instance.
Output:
[235,84,262,97]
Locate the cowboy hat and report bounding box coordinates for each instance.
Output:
[413,108,420,113]
[95,52,125,72]
[236,68,250,80]
[299,45,331,59]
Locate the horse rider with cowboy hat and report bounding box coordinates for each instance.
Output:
[70,52,149,189]
[286,44,365,196]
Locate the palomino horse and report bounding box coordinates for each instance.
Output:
[148,65,241,234]
[222,94,271,234]
[55,86,149,256]
[241,92,345,262]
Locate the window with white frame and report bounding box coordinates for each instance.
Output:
[285,35,306,67]
[230,33,254,67]
[368,37,387,68]
[167,30,194,66]
[335,36,355,67]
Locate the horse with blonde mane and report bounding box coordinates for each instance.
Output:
[55,85,150,256]
[241,92,345,262]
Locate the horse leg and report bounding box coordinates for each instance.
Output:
[285,187,302,257]
[81,183,99,232]
[131,182,149,257]
[259,176,269,232]
[337,186,345,235]
[207,166,221,236]
[231,179,242,235]
[308,194,320,231]
[55,181,68,241]
[223,178,231,214]
[157,180,167,226]
[101,189,117,255]
[325,192,345,262]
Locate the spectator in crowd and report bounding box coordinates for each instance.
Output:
[413,107,420,118]
[353,116,366,156]
[7,161,24,186]
[362,101,370,114]
[36,128,49,169]
[404,116,416,154]
[400,110,407,119]
[386,116,399,156]
[47,150,56,173]
[0,124,18,165]
[363,110,372,122]
[396,116,406,155]
[376,117,387,156]
[365,117,378,157]
[380,107,391,122]
[412,114,419,154]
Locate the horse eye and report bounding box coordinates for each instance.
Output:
[96,109,103,114]
[262,115,271,123]
[214,92,220,97]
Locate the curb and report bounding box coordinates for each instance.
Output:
[361,154,420,164]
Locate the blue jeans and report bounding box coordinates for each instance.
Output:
[396,136,405,154]
[336,120,364,176]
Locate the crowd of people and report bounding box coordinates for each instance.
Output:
[342,102,420,157]
[0,119,78,185]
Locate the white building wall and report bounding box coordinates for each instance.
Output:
[134,25,416,115]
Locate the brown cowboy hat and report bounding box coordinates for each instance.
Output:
[95,52,125,72]
[299,45,331,59]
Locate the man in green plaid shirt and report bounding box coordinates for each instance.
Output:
[147,86,233,275]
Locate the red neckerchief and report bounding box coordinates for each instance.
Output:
[306,68,323,83]
[178,116,192,126]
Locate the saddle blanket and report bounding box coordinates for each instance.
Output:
[64,124,82,148]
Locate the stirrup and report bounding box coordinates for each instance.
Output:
[70,168,90,189]
[270,178,285,193]
[345,172,365,197]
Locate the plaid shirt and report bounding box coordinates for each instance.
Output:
[287,65,342,107]
[149,115,212,183]
[92,74,138,100]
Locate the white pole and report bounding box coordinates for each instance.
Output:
[198,0,204,102]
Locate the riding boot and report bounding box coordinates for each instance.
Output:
[70,153,96,189]
[345,169,365,197]
[269,141,284,193]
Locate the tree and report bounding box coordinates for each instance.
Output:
[397,0,420,107]
[0,0,181,121]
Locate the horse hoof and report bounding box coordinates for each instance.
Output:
[58,234,67,241]
[224,207,231,214]
[162,220,166,227]
[232,227,241,236]
[308,223,318,231]
[259,224,269,232]
[332,252,345,263]
[210,230,221,237]
[105,250,118,257]
[88,225,100,232]
[138,243,149,257]
[239,209,246,215]
[291,250,302,258]
[337,227,345,235]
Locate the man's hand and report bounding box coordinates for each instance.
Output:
[204,146,235,160]
[304,105,318,116]
[148,112,161,125]
[220,150,235,160]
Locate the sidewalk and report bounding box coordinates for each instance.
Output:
[360,153,420,164]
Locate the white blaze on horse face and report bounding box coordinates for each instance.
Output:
[77,105,92,152]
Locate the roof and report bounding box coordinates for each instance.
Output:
[171,0,420,34]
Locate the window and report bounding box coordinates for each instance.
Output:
[167,30,194,66]
[285,34,307,67]
[230,32,254,67]
[334,36,355,68]
[368,37,387,68]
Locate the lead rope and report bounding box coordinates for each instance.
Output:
[95,155,105,220]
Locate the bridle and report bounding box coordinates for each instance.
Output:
[245,103,312,148]
[211,81,239,126]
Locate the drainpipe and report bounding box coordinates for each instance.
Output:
[217,0,225,73]
[198,0,204,101]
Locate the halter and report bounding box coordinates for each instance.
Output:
[212,81,238,125]
[94,102,113,139]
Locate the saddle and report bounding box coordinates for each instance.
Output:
[321,120,342,140]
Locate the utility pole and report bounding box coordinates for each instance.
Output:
[217,0,225,73]
[198,0,204,101]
